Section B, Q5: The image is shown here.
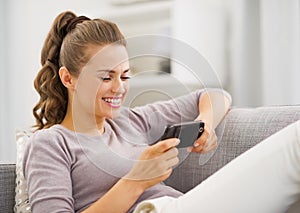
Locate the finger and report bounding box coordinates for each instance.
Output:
[165,156,179,169]
[161,168,173,179]
[189,143,204,153]
[153,138,180,153]
[190,133,218,153]
[191,130,209,152]
[201,136,218,153]
[162,147,179,161]
[194,129,210,147]
[202,141,218,153]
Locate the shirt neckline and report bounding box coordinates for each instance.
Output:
[53,122,111,139]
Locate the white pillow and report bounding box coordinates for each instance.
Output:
[15,130,32,213]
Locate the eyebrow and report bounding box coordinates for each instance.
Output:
[96,69,130,74]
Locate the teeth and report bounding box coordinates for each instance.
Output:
[103,97,121,105]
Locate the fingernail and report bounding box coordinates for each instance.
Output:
[194,142,200,147]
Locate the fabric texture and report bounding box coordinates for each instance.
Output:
[165,105,300,192]
[14,130,31,213]
[135,120,300,213]
[0,164,16,213]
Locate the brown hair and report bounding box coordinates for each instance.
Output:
[33,11,126,130]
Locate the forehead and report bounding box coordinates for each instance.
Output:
[83,44,129,71]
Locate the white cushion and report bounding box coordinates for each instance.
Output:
[14,130,31,213]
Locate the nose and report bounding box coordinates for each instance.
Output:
[111,78,126,93]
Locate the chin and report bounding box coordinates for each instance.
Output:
[103,108,122,119]
[97,98,124,119]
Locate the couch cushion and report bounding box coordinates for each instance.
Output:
[0,163,16,213]
[14,130,31,213]
[165,105,300,193]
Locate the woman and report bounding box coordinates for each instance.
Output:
[23,11,300,213]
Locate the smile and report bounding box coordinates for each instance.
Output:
[102,96,122,108]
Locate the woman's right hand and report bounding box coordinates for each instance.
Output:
[124,138,180,190]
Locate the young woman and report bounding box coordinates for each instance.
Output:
[23,11,300,213]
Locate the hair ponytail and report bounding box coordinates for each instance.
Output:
[33,12,76,130]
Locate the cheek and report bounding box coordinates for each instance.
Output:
[95,83,111,100]
[76,80,101,105]
[122,81,130,93]
[124,81,129,90]
[93,81,129,102]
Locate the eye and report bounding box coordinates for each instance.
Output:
[100,77,111,81]
[120,76,131,81]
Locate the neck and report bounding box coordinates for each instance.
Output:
[61,106,105,136]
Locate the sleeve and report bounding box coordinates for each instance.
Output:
[128,89,203,143]
[22,130,75,213]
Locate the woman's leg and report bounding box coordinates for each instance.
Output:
[134,121,300,213]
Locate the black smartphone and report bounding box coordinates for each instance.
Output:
[157,120,205,148]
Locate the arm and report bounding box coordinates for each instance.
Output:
[87,90,230,211]
[81,179,144,213]
[24,132,143,213]
[130,88,230,146]
[25,131,178,213]
[23,132,75,212]
[82,138,179,213]
[130,89,204,144]
[196,89,231,129]
[191,89,232,153]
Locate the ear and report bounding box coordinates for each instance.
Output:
[59,66,76,90]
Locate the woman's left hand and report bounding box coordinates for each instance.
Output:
[188,122,218,153]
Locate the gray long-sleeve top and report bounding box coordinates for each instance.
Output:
[23,89,208,212]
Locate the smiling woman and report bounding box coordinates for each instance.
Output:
[59,44,131,134]
[21,10,300,213]
[32,12,126,130]
[23,10,231,212]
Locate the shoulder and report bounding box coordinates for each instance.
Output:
[23,125,76,169]
[22,126,76,185]
[29,125,66,144]
[26,125,76,155]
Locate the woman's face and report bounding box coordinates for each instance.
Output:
[73,44,130,120]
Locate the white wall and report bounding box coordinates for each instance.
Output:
[229,0,262,106]
[0,1,10,161]
[261,0,300,105]
[229,0,300,107]
[171,0,229,88]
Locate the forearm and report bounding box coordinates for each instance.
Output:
[196,90,231,129]
[81,179,144,213]
[81,138,180,213]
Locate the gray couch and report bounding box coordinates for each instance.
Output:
[1,106,300,212]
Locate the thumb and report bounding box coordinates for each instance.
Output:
[152,138,180,153]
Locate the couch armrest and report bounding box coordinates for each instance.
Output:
[165,105,300,192]
[164,105,300,212]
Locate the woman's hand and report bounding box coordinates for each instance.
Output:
[188,121,218,153]
[124,138,180,190]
